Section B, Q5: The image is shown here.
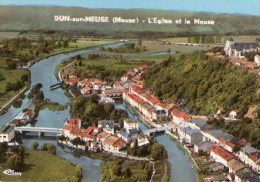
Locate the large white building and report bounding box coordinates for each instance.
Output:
[0,125,15,143]
[224,38,260,58]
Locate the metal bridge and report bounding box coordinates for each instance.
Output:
[50,82,62,90]
[143,126,167,137]
[15,126,64,136]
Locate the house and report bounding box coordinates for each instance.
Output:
[228,159,245,173]
[80,87,92,95]
[229,109,240,120]
[117,129,131,143]
[255,55,260,67]
[189,118,209,130]
[171,109,190,124]
[113,81,124,89]
[238,146,260,173]
[98,120,114,134]
[82,126,101,142]
[235,171,260,182]
[202,129,233,144]
[139,64,148,71]
[96,131,109,143]
[121,74,129,82]
[102,89,123,98]
[78,80,90,88]
[178,126,202,145]
[63,118,82,137]
[0,125,15,143]
[224,38,260,58]
[64,79,79,85]
[194,140,214,154]
[124,118,139,131]
[137,137,150,147]
[209,145,235,167]
[102,136,126,153]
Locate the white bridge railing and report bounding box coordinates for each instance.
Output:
[15,127,64,134]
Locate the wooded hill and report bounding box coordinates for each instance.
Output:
[1,6,260,37]
[143,52,260,115]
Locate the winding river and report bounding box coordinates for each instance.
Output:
[0,43,197,182]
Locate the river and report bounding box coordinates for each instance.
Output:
[1,0,260,16]
[0,43,197,182]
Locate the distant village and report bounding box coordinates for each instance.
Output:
[1,38,260,182]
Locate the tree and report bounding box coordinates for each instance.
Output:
[47,144,56,155]
[76,164,82,178]
[151,143,166,160]
[41,143,48,151]
[6,154,22,171]
[0,142,8,163]
[32,141,39,150]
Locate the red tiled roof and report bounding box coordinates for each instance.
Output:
[132,85,143,94]
[210,145,235,161]
[218,137,226,143]
[113,81,123,87]
[226,142,236,148]
[144,95,159,104]
[64,124,75,131]
[249,154,258,162]
[64,79,79,84]
[175,112,189,121]
[129,93,142,103]
[79,80,89,86]
[238,139,247,146]
[148,108,155,113]
[139,64,148,71]
[71,128,84,136]
[112,139,126,148]
[171,108,179,115]
[68,118,81,125]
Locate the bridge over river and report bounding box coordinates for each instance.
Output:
[15,126,64,137]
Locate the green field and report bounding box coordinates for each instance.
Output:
[0,6,260,37]
[0,149,80,182]
[0,37,116,108]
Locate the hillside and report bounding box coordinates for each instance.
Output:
[143,53,260,115]
[0,6,260,37]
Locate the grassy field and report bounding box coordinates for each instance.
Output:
[0,149,80,182]
[153,159,169,182]
[0,6,260,37]
[0,38,116,108]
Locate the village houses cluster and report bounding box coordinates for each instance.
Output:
[61,117,149,154]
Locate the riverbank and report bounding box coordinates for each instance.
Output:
[0,149,81,182]
[166,132,203,182]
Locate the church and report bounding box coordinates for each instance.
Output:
[224,38,260,58]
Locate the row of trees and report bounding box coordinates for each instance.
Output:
[187,36,222,44]
[0,142,25,171]
[100,157,152,182]
[32,141,56,155]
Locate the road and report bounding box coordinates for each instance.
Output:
[0,87,28,114]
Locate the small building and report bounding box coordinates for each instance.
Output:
[121,74,129,82]
[202,129,233,144]
[255,55,260,67]
[194,140,214,154]
[189,118,208,130]
[98,120,114,134]
[0,125,15,143]
[238,146,260,173]
[229,109,240,120]
[235,171,260,182]
[102,136,126,153]
[124,118,139,131]
[80,87,92,95]
[102,89,123,98]
[113,81,124,89]
[209,145,235,167]
[228,159,245,174]
[178,126,203,145]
